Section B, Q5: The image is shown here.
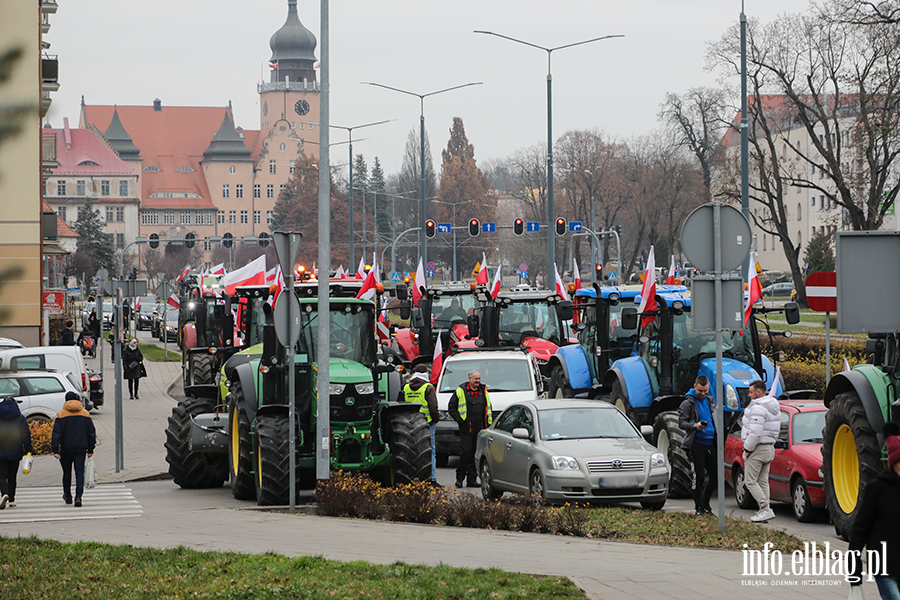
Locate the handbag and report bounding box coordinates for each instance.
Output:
[85,455,97,489]
[22,453,33,475]
[139,362,147,378]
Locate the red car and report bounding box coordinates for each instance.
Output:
[724,400,828,522]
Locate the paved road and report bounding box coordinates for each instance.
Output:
[4,329,857,599]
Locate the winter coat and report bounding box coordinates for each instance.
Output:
[741,394,781,452]
[678,389,717,450]
[123,345,144,380]
[58,327,75,346]
[51,400,96,454]
[849,469,900,581]
[88,314,101,339]
[0,398,33,462]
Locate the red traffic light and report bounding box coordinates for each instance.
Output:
[468,219,480,237]
[513,218,524,236]
[425,220,436,238]
[555,218,567,236]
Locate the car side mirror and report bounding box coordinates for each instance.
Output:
[620,307,638,330]
[399,301,411,321]
[774,438,788,449]
[512,427,531,440]
[783,302,800,325]
[466,313,480,339]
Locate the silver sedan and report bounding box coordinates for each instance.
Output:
[475,399,669,509]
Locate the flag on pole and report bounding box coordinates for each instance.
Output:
[175,265,190,283]
[336,264,346,279]
[210,263,226,276]
[476,253,489,285]
[554,263,569,301]
[572,256,582,291]
[270,265,286,308]
[167,294,180,310]
[134,296,140,311]
[221,255,267,296]
[743,252,763,327]
[637,246,658,329]
[666,254,676,285]
[356,259,380,301]
[843,358,852,372]
[413,257,426,305]
[768,365,782,396]
[430,335,443,385]
[490,263,503,298]
[356,256,366,279]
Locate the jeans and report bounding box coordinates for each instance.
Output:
[876,576,900,600]
[429,425,436,482]
[691,442,717,510]
[0,458,19,501]
[60,451,87,499]
[744,443,775,511]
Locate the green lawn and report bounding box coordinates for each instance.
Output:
[139,343,181,362]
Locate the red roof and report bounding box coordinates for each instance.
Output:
[42,200,79,238]
[47,128,135,177]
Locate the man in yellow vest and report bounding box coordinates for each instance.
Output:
[403,364,440,486]
[449,369,492,488]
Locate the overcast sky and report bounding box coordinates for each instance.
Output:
[46,0,814,178]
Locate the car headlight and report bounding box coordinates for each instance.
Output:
[355,382,374,395]
[329,383,345,395]
[650,453,666,469]
[551,456,578,470]
[726,384,739,410]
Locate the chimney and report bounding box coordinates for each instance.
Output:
[153,98,162,111]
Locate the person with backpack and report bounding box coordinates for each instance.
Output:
[0,396,34,509]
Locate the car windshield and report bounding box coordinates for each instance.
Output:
[674,309,756,366]
[165,312,180,324]
[438,358,533,393]
[497,301,562,345]
[431,293,479,329]
[297,304,374,366]
[538,407,640,440]
[792,410,827,444]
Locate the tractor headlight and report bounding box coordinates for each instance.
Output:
[726,384,739,410]
[650,453,666,469]
[551,456,579,470]
[329,383,346,395]
[355,382,375,395]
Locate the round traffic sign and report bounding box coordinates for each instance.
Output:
[520,263,528,272]
[427,262,435,271]
[805,271,837,312]
[681,203,751,273]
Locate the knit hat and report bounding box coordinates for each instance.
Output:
[413,364,429,374]
[65,391,80,401]
[885,422,900,470]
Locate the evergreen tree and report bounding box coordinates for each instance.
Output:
[370,157,390,247]
[803,231,835,274]
[73,200,115,279]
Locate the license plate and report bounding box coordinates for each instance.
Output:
[598,476,640,488]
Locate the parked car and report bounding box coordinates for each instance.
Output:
[160,310,180,342]
[434,348,546,465]
[724,399,828,522]
[0,337,24,351]
[761,282,795,297]
[0,345,103,407]
[0,369,90,423]
[136,304,157,331]
[474,399,668,508]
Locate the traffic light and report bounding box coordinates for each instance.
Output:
[555,218,567,236]
[425,219,436,238]
[596,264,603,280]
[130,267,138,280]
[513,218,524,236]
[185,232,195,249]
[222,232,233,248]
[258,232,270,247]
[468,218,480,237]
[148,233,159,249]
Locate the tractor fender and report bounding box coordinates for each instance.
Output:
[376,401,422,442]
[232,362,261,426]
[551,344,592,391]
[393,328,418,363]
[605,357,653,410]
[824,368,888,448]
[648,395,687,425]
[182,323,198,351]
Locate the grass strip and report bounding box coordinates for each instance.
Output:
[0,536,585,600]
[140,343,181,362]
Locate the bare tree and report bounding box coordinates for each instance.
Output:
[817,0,900,24]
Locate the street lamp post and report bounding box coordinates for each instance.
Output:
[362,81,482,275]
[475,30,622,292]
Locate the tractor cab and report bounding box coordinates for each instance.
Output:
[395,282,478,367]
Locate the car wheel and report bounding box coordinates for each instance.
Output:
[640,498,666,511]
[529,468,545,501]
[481,461,502,500]
[792,478,816,523]
[26,414,51,426]
[733,467,757,510]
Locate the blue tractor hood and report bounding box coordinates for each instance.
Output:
[696,356,781,411]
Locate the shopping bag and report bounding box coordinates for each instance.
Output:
[22,453,33,475]
[847,585,864,600]
[85,455,97,489]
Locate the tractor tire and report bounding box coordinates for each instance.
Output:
[610,380,640,428]
[164,399,227,489]
[822,391,882,541]
[550,365,575,399]
[228,380,255,500]
[388,410,432,485]
[652,411,693,499]
[190,353,214,386]
[255,414,292,506]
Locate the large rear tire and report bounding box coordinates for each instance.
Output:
[388,410,432,485]
[652,411,692,499]
[822,391,882,541]
[255,414,292,506]
[190,353,214,386]
[228,380,255,500]
[550,365,575,399]
[610,380,640,427]
[165,399,227,488]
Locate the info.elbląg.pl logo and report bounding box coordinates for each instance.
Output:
[743,542,888,584]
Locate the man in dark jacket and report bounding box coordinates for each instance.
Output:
[51,391,96,507]
[403,364,440,485]
[58,320,76,346]
[0,396,34,509]
[678,375,717,516]
[449,370,492,488]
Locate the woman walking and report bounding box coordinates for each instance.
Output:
[0,396,34,508]
[123,338,145,399]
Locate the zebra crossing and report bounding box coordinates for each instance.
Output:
[0,484,143,523]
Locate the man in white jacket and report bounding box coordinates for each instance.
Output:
[742,380,781,522]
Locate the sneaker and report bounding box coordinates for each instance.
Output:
[74,497,82,507]
[8,501,16,507]
[430,481,442,488]
[63,495,72,505]
[467,480,480,488]
[455,480,464,488]
[694,506,706,516]
[750,508,776,522]
[703,505,713,515]
[0,494,7,509]
[135,395,139,399]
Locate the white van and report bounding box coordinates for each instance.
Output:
[0,346,102,408]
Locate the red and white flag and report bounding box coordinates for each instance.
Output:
[265,267,277,284]
[356,256,366,279]
[412,257,426,305]
[221,255,267,296]
[210,263,226,276]
[554,263,569,301]
[335,264,346,279]
[475,253,489,285]
[134,296,140,311]
[167,294,180,310]
[175,265,190,283]
[430,335,443,385]
[638,246,658,329]
[743,252,763,327]
[666,255,676,285]
[490,263,503,298]
[768,365,782,396]
[270,265,286,308]
[356,259,379,301]
[572,256,582,291]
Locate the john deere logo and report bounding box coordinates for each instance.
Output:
[345,397,356,406]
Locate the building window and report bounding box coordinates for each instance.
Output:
[240,210,248,224]
[76,180,85,196]
[267,184,274,198]
[203,212,213,225]
[280,184,285,192]
[195,212,203,225]
[116,233,124,249]
[101,180,110,196]
[236,184,243,199]
[253,210,261,225]
[763,234,767,251]
[280,143,286,152]
[269,160,276,174]
[181,211,191,225]
[119,180,128,196]
[811,196,816,207]
[142,211,159,225]
[203,240,211,251]
[797,203,802,221]
[289,160,295,174]
[76,206,84,220]
[164,210,175,225]
[229,165,236,175]
[266,210,273,225]
[106,206,114,222]
[253,184,260,199]
[218,210,225,224]
[229,210,236,224]
[223,184,229,198]
[116,206,124,222]
[57,180,66,196]
[58,206,66,222]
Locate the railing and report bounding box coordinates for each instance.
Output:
[257,80,319,93]
[42,132,57,162]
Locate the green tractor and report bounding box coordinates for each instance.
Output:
[822,333,900,540]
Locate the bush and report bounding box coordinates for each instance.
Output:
[316,472,384,519]
[774,336,867,397]
[29,420,53,455]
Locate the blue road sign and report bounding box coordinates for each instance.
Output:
[520,263,528,272]
[390,272,401,282]
[569,221,583,232]
[526,221,540,233]
[427,270,435,277]
[608,271,617,281]
[482,222,496,233]
[437,223,452,234]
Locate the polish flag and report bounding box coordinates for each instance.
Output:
[336,264,346,279]
[554,263,569,301]
[637,246,658,329]
[175,265,190,283]
[221,255,267,296]
[167,294,180,310]
[134,296,140,311]
[490,263,503,298]
[265,267,277,283]
[666,255,676,285]
[210,263,226,276]
[572,256,581,291]
[743,252,763,327]
[356,256,366,279]
[413,258,426,305]
[356,260,379,301]
[475,253,489,285]
[768,365,782,396]
[270,265,286,307]
[430,335,443,385]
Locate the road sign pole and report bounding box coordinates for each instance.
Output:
[825,311,831,385]
[114,287,124,472]
[713,203,725,534]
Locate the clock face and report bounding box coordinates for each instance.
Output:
[294,99,310,116]
[263,101,268,116]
